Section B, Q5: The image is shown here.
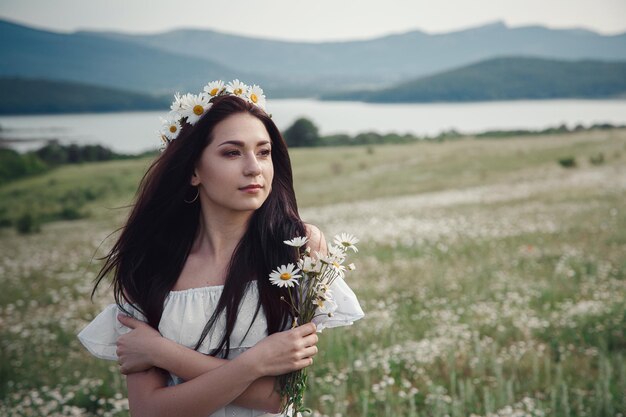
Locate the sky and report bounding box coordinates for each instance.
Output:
[1,0,625,41]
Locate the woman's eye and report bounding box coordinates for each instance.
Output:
[224,150,241,157]
[259,149,271,157]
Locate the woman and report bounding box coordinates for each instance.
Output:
[78,80,364,417]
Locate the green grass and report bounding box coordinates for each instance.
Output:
[1,129,625,416]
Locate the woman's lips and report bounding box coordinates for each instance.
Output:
[239,184,263,192]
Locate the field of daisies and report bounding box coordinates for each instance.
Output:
[1,128,625,416]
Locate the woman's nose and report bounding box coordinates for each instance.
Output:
[244,154,262,176]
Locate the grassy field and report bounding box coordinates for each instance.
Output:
[1,129,625,416]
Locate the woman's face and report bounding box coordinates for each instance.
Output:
[190,112,274,215]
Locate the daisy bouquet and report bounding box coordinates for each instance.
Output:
[269,233,359,416]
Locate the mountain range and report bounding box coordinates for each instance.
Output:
[1,17,625,106]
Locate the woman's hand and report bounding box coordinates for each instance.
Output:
[243,322,319,377]
[116,314,164,375]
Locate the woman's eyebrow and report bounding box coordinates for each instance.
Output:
[218,140,271,147]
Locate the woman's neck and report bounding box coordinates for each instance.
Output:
[191,205,253,260]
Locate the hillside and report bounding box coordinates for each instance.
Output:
[0,77,170,114]
[83,21,626,89]
[2,18,625,97]
[0,19,263,95]
[0,129,625,415]
[322,57,626,102]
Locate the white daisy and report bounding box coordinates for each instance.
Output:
[226,79,248,97]
[316,283,332,298]
[246,84,267,109]
[284,236,309,248]
[329,260,346,278]
[169,92,183,113]
[327,244,347,263]
[159,115,182,140]
[158,134,168,153]
[204,80,225,97]
[313,294,337,315]
[179,93,212,125]
[333,233,359,253]
[298,256,321,273]
[269,263,301,288]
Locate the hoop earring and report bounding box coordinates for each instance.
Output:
[184,187,199,204]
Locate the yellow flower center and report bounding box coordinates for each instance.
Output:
[169,125,177,133]
[209,88,219,96]
[193,104,204,115]
[280,272,291,281]
[250,93,258,103]
[332,262,340,269]
[234,88,243,95]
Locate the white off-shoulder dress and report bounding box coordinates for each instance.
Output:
[78,278,364,417]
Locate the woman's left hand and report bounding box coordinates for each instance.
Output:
[116,314,163,375]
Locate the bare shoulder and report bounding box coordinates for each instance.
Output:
[304,223,327,255]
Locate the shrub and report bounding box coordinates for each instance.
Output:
[589,153,605,165]
[558,157,577,168]
[16,212,41,234]
[58,206,83,220]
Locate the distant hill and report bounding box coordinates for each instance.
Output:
[2,18,626,98]
[321,57,626,102]
[0,19,270,96]
[0,77,169,114]
[82,21,626,90]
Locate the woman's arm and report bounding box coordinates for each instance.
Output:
[116,315,288,411]
[124,322,318,417]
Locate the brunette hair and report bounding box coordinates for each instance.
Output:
[93,95,305,356]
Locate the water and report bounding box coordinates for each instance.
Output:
[1,99,625,154]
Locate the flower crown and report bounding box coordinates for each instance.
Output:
[158,79,268,151]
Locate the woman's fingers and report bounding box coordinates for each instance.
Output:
[294,322,316,336]
[299,345,318,360]
[117,313,141,329]
[302,332,318,348]
[294,356,314,370]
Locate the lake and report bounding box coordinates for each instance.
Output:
[1,98,625,154]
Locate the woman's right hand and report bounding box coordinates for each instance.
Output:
[244,322,319,377]
[117,314,164,375]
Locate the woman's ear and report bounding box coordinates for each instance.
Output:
[190,170,199,186]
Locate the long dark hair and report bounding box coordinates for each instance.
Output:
[93,95,305,357]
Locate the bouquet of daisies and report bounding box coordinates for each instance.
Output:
[269,233,359,416]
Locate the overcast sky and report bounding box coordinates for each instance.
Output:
[1,0,625,41]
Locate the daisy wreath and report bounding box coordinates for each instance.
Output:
[157,79,268,152]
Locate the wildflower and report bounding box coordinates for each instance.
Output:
[159,115,182,140]
[313,295,337,315]
[330,260,346,278]
[333,233,359,252]
[284,236,309,248]
[298,256,321,273]
[169,92,183,113]
[179,93,212,124]
[269,264,301,288]
[203,80,225,97]
[226,79,248,96]
[246,84,267,110]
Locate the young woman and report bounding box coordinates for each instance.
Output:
[78,81,364,417]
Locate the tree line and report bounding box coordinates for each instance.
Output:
[0,140,141,185]
[2,118,624,185]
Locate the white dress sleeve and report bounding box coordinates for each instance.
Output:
[312,277,364,332]
[77,303,144,361]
